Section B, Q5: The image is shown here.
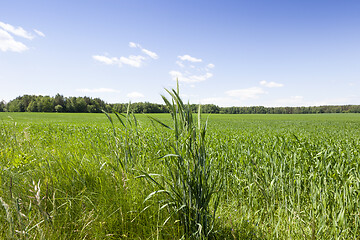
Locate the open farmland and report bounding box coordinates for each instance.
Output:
[0,112,359,239]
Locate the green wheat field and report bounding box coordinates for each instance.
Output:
[1,110,359,239]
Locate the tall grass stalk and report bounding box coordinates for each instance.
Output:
[103,103,139,175]
[141,83,220,239]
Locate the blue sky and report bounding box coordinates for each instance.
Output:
[1,0,359,107]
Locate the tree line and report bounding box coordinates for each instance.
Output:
[1,94,359,114]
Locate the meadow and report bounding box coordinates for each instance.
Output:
[0,110,359,239]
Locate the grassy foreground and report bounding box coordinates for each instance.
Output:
[0,112,360,239]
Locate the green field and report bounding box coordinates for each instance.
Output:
[1,111,360,239]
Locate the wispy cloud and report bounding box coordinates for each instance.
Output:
[217,81,282,105]
[169,70,213,83]
[77,88,120,93]
[170,55,214,84]
[0,29,28,52]
[141,48,158,59]
[226,87,266,100]
[93,42,158,68]
[129,42,138,48]
[0,22,43,52]
[92,55,118,65]
[119,55,146,67]
[178,54,202,62]
[127,91,144,99]
[129,42,159,59]
[176,61,185,68]
[0,21,34,39]
[34,29,45,37]
[93,54,147,68]
[206,63,215,69]
[128,41,158,59]
[260,80,284,88]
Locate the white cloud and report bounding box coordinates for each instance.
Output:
[169,70,183,79]
[77,88,120,93]
[178,54,202,63]
[0,29,28,52]
[128,42,158,59]
[119,55,146,67]
[92,55,118,65]
[129,42,138,48]
[189,73,213,82]
[260,80,284,88]
[141,48,158,59]
[0,22,42,52]
[169,70,213,83]
[93,42,157,68]
[226,87,266,100]
[171,54,214,84]
[207,63,215,69]
[93,54,146,68]
[34,29,45,37]
[176,61,185,68]
[127,91,144,98]
[0,21,34,39]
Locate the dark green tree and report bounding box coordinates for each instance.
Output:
[75,97,87,112]
[27,100,38,112]
[54,94,65,107]
[0,100,5,112]
[65,97,76,112]
[7,99,25,112]
[38,96,55,112]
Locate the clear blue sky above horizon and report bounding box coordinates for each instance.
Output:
[1,0,359,107]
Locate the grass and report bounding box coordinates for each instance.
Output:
[0,110,359,239]
[139,87,221,239]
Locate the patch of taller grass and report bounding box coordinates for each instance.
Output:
[103,103,140,174]
[0,121,177,239]
[139,84,221,239]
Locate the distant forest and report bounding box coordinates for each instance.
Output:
[1,94,360,114]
